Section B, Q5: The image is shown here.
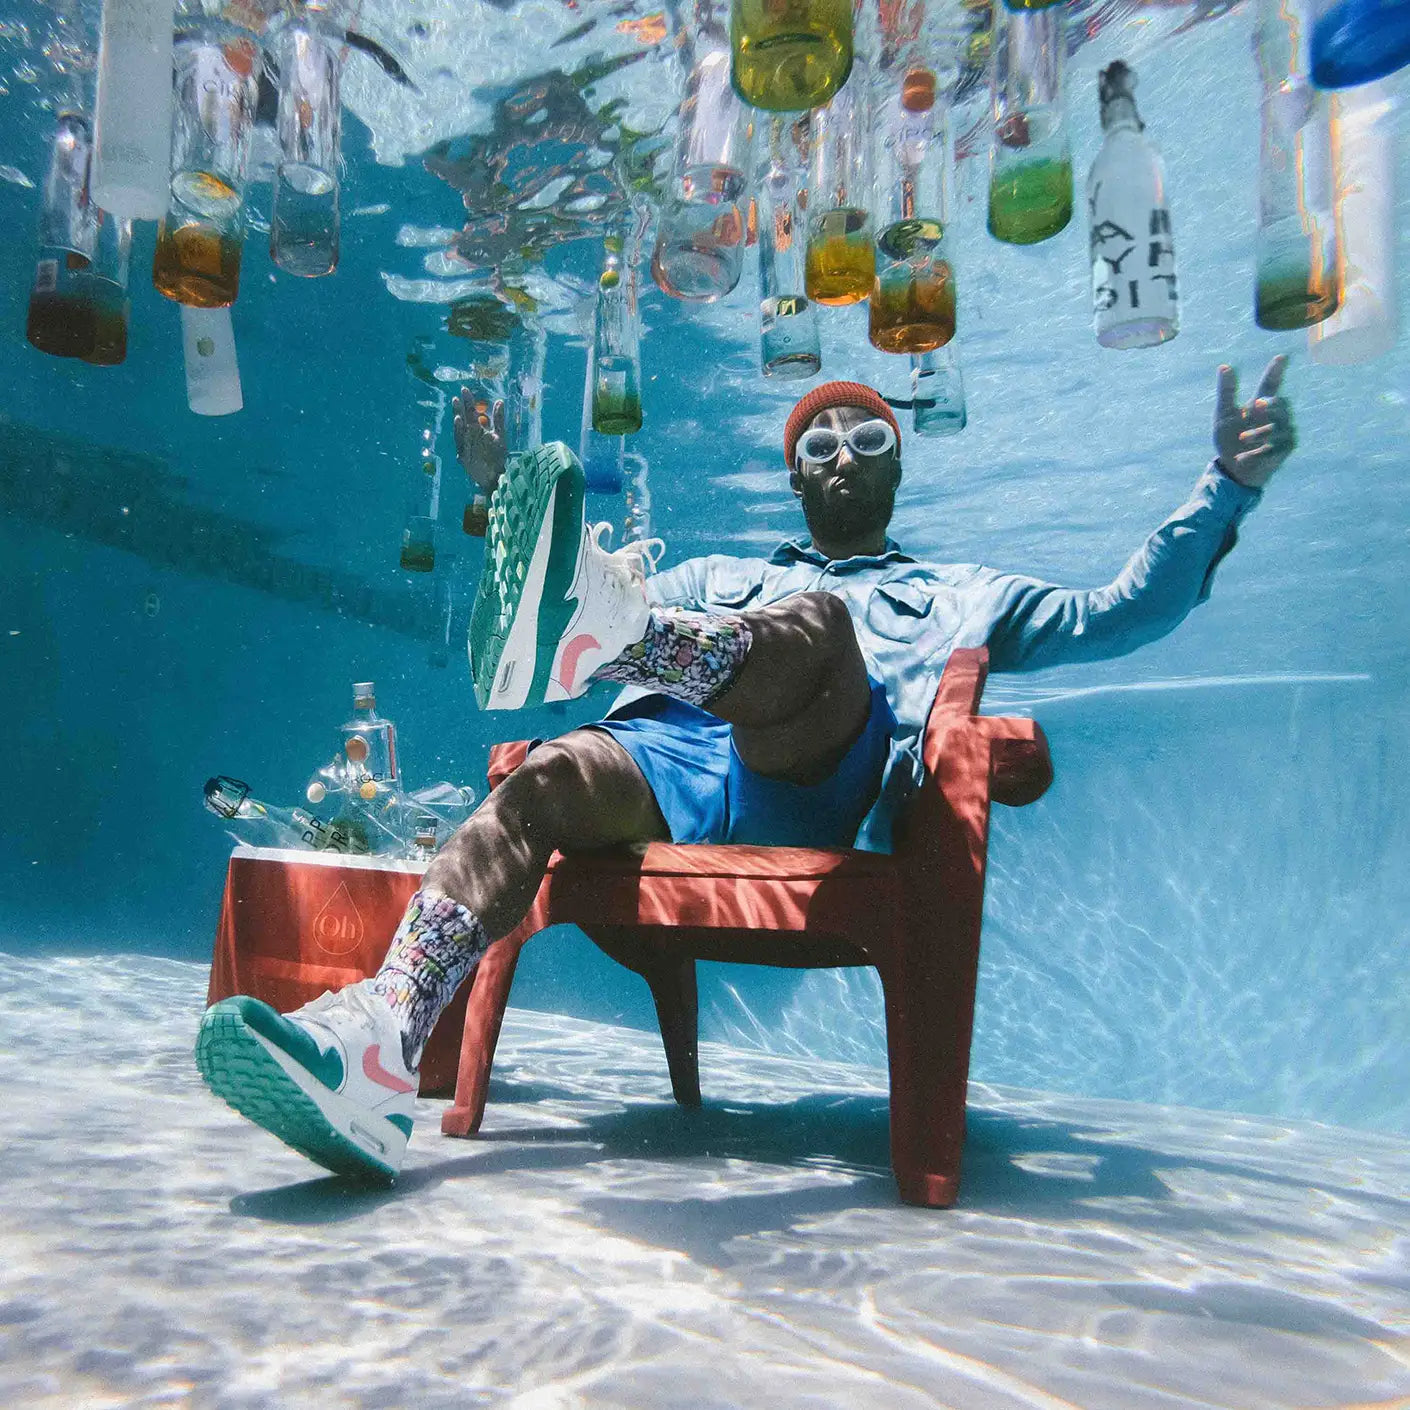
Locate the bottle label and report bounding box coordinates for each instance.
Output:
[34,259,58,294]
[1090,186,1178,326]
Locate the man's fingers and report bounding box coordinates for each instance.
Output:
[1215,364,1240,421]
[1254,354,1288,401]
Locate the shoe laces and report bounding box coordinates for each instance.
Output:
[589,521,665,587]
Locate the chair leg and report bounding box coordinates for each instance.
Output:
[643,957,701,1108]
[440,930,529,1138]
[877,902,983,1209]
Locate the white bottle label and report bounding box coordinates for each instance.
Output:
[1089,176,1178,337]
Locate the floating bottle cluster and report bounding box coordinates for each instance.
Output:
[620,0,1402,444]
[25,0,346,395]
[204,681,478,859]
[24,0,1405,441]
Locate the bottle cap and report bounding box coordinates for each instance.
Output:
[359,779,378,801]
[901,69,936,112]
[353,681,375,704]
[306,781,327,804]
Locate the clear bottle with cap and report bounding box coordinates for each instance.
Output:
[592,232,644,434]
[270,14,343,277]
[870,65,957,354]
[203,775,365,853]
[26,112,99,361]
[339,682,407,849]
[987,8,1073,245]
[757,114,821,378]
[1086,60,1178,349]
[911,342,967,436]
[1253,0,1339,331]
[730,0,853,112]
[804,60,875,306]
[652,0,750,302]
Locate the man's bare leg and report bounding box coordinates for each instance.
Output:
[424,727,670,940]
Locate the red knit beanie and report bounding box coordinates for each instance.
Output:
[783,381,902,469]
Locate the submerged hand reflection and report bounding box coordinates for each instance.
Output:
[453,390,508,493]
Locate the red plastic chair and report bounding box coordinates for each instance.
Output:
[440,647,1053,1207]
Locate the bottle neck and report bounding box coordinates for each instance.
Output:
[1100,98,1144,134]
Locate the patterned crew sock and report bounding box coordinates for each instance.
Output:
[370,889,492,1070]
[590,606,753,707]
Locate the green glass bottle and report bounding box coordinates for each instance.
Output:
[592,235,644,435]
[730,0,853,112]
[987,8,1073,245]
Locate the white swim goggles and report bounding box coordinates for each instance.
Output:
[795,418,898,467]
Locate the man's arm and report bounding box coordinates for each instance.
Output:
[978,465,1261,672]
[979,357,1295,673]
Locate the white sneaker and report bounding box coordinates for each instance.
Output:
[545,521,663,704]
[195,979,416,1184]
[468,440,662,709]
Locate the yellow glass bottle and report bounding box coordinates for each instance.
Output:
[803,64,874,305]
[730,0,853,112]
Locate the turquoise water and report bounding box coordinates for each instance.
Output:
[2,0,1408,1161]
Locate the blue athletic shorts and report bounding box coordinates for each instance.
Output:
[587,678,897,848]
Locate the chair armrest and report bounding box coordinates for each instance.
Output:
[982,718,1053,808]
[487,740,532,792]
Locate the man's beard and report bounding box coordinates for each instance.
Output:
[798,474,896,545]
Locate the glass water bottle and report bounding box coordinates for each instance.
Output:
[1253,0,1339,331]
[271,18,343,277]
[592,234,644,434]
[653,2,750,301]
[870,66,957,354]
[988,7,1073,245]
[730,0,854,112]
[79,209,134,365]
[912,342,967,436]
[1086,60,1178,349]
[26,112,99,361]
[757,115,821,378]
[804,62,875,305]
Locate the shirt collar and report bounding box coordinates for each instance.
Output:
[768,535,915,569]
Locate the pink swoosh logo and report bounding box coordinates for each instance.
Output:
[557,631,601,695]
[363,1045,416,1093]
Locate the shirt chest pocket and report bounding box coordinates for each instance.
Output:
[866,582,933,642]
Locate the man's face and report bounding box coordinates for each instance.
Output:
[789,405,902,545]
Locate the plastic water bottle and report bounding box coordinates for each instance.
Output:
[91,0,176,220]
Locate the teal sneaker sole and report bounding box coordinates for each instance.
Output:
[195,998,399,1185]
[469,442,586,709]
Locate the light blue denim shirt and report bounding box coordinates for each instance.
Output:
[610,463,1262,851]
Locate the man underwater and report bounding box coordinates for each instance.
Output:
[196,358,1296,1182]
